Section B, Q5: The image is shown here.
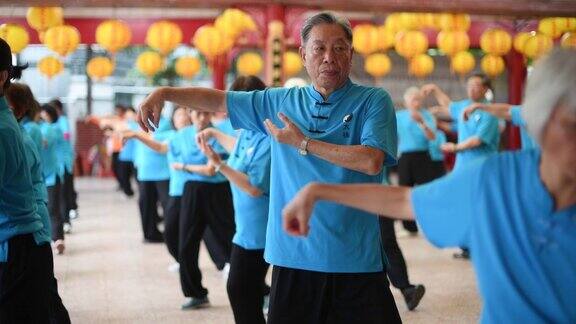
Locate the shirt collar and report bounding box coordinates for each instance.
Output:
[306,78,353,104]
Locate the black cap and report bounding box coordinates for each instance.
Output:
[0,38,12,74]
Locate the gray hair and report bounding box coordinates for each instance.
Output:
[522,47,576,145]
[301,12,353,46]
[403,86,421,103]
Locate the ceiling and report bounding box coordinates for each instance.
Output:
[0,0,574,17]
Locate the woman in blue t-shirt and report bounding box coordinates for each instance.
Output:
[40,103,67,254]
[197,76,271,324]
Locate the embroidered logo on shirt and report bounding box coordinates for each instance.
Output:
[343,114,352,138]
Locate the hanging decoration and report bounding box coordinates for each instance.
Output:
[44,25,80,57]
[480,28,512,56]
[283,52,303,78]
[364,53,392,78]
[146,21,182,56]
[38,56,64,78]
[236,52,264,76]
[175,56,202,79]
[481,54,505,77]
[0,23,29,54]
[136,51,164,77]
[96,20,132,54]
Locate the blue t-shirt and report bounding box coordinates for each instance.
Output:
[396,109,436,154]
[450,99,500,170]
[21,118,43,153]
[21,125,51,244]
[429,130,447,162]
[510,105,538,151]
[39,122,63,186]
[0,98,44,262]
[213,118,238,137]
[161,129,188,197]
[227,130,271,250]
[170,125,228,185]
[412,150,576,323]
[226,79,398,272]
[133,118,172,182]
[56,115,74,174]
[119,120,138,162]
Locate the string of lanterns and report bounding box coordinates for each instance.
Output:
[1,7,575,81]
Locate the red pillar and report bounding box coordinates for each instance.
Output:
[505,49,527,150]
[212,54,228,90]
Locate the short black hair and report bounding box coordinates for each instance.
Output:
[48,99,64,113]
[0,38,27,91]
[470,73,493,91]
[41,103,59,123]
[229,75,267,92]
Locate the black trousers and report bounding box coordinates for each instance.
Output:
[178,181,235,298]
[60,170,77,224]
[0,234,52,324]
[227,244,270,324]
[268,266,401,324]
[118,161,135,197]
[428,160,446,180]
[398,151,437,233]
[111,152,122,189]
[166,196,235,269]
[379,217,411,290]
[137,180,170,241]
[47,179,64,241]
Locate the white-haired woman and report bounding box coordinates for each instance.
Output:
[283,48,576,323]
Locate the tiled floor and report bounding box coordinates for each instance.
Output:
[54,178,481,323]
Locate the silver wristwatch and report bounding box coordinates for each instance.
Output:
[298,136,311,156]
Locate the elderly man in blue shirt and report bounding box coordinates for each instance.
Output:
[283,48,576,324]
[138,12,400,323]
[0,38,53,323]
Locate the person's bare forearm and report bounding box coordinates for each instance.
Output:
[161,87,227,113]
[219,164,262,197]
[455,137,482,151]
[307,140,385,176]
[418,123,436,140]
[478,103,512,120]
[209,128,236,153]
[184,164,216,176]
[308,183,414,220]
[133,132,168,153]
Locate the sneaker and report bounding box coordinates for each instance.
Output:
[181,296,210,310]
[168,262,180,273]
[402,284,425,311]
[69,209,78,220]
[63,222,72,234]
[53,240,65,255]
[263,294,270,316]
[453,249,470,260]
[221,262,230,281]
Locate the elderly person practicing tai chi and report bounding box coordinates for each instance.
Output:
[138,12,401,323]
[282,48,576,324]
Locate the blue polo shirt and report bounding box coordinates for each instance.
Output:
[396,109,436,154]
[226,79,398,273]
[133,118,172,182]
[39,122,64,186]
[119,120,138,162]
[228,130,271,250]
[412,149,576,323]
[451,100,500,170]
[0,97,44,262]
[429,130,447,162]
[21,125,51,244]
[169,125,228,184]
[214,118,238,137]
[56,115,74,174]
[510,105,538,151]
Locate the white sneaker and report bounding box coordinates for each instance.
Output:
[221,263,230,281]
[63,222,72,234]
[168,262,180,273]
[69,209,78,220]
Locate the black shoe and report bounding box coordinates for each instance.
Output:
[453,249,470,260]
[143,237,164,243]
[181,296,210,310]
[402,284,425,311]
